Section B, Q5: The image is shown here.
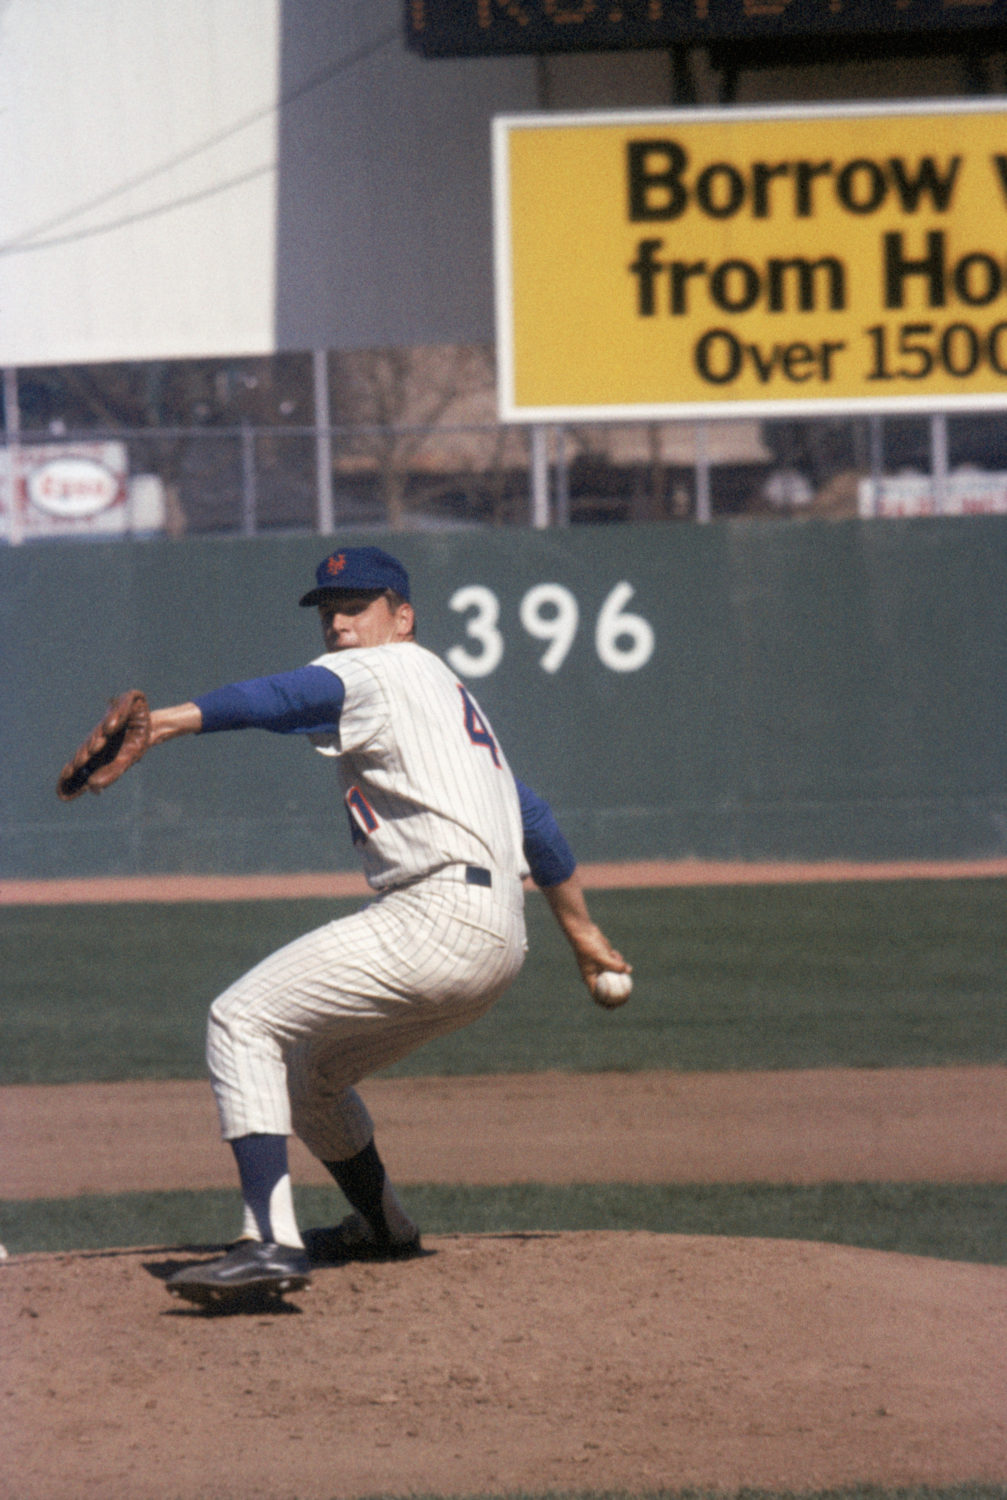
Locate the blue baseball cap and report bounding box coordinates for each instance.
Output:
[299,547,411,607]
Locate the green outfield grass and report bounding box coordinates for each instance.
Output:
[2,879,1005,1084]
[3,1182,1005,1262]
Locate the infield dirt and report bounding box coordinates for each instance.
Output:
[4,1066,1007,1199]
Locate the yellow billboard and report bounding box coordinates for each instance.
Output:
[493,100,1007,421]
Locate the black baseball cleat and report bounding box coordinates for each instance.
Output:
[303,1211,422,1266]
[166,1240,312,1307]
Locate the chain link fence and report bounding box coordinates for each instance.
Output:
[4,409,1007,541]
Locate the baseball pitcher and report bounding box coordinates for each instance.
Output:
[58,547,632,1307]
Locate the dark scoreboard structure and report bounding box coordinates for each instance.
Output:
[405,0,1007,57]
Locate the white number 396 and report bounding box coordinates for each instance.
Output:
[447,581,654,678]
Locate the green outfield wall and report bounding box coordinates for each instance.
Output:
[3,517,1005,879]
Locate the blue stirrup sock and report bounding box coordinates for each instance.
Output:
[230,1133,303,1248]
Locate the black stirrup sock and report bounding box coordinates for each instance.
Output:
[323,1139,390,1239]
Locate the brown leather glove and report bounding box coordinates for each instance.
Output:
[57,690,151,801]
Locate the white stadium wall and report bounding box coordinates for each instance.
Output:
[0,0,281,363]
[0,0,537,366]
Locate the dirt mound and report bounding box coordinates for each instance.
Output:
[4,1232,1005,1500]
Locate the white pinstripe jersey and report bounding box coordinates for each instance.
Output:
[308,642,526,891]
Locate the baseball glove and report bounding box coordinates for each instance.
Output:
[57,690,151,801]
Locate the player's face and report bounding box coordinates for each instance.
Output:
[318,591,415,652]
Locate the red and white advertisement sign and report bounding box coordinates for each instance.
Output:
[858,472,1007,518]
[0,441,162,540]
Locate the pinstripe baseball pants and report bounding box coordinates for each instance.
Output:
[205,870,527,1161]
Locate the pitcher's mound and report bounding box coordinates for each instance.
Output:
[4,1231,1005,1499]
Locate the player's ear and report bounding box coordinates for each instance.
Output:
[394,601,416,641]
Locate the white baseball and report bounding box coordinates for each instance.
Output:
[0,1244,8,1261]
[593,969,633,1005]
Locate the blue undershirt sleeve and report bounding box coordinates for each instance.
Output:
[515,777,577,888]
[195,664,345,735]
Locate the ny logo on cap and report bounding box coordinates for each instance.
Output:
[326,553,347,578]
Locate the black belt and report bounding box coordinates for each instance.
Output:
[465,865,492,888]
